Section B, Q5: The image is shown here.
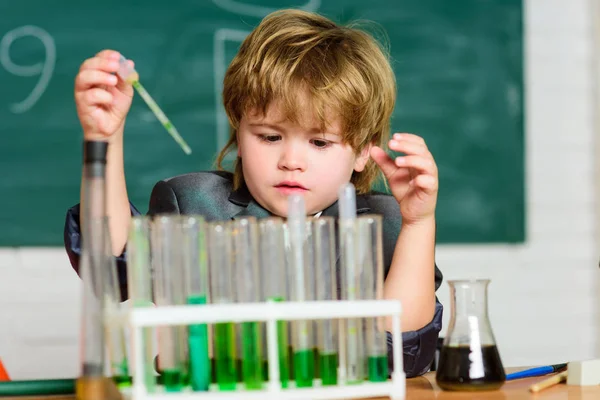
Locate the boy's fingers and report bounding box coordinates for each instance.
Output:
[75,70,117,91]
[394,155,438,177]
[410,174,438,194]
[95,49,121,60]
[370,146,397,178]
[388,139,429,156]
[371,146,412,182]
[83,88,114,106]
[80,57,120,73]
[392,133,426,145]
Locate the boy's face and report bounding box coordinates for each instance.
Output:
[237,99,370,217]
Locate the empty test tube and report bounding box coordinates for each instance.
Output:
[181,216,210,391]
[258,217,289,388]
[313,217,339,386]
[208,221,237,391]
[232,217,263,390]
[358,215,389,382]
[151,216,186,391]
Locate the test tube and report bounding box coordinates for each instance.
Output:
[103,217,129,387]
[207,221,237,390]
[181,216,210,391]
[338,183,365,384]
[231,217,263,390]
[313,217,339,385]
[258,217,289,387]
[358,215,389,382]
[151,216,185,391]
[304,220,319,380]
[78,141,109,398]
[79,217,106,378]
[287,195,314,387]
[127,216,156,391]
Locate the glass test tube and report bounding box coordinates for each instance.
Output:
[102,217,129,387]
[79,141,109,382]
[338,183,365,384]
[127,216,156,391]
[313,217,339,386]
[304,220,319,380]
[181,216,210,391]
[79,217,106,379]
[151,216,185,391]
[232,217,263,390]
[358,215,389,382]
[208,221,237,390]
[287,195,314,387]
[258,218,289,387]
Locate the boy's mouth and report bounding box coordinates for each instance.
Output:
[275,181,308,194]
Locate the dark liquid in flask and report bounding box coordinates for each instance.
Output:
[436,345,505,391]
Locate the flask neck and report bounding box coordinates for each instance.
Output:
[450,280,490,319]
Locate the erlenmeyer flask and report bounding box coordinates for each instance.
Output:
[436,279,505,391]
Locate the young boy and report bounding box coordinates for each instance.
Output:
[65,9,443,378]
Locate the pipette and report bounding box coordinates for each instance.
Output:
[287,194,314,387]
[116,55,192,155]
[339,183,364,384]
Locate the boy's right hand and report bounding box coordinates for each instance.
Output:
[75,50,134,143]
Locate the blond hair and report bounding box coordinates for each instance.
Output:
[217,9,396,194]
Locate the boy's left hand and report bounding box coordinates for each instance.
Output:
[370,133,438,225]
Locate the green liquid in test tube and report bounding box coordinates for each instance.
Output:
[208,222,238,390]
[181,216,211,391]
[258,218,290,388]
[151,216,186,392]
[358,215,389,382]
[100,217,130,387]
[287,195,314,388]
[232,217,263,390]
[116,55,192,155]
[314,217,339,386]
[339,183,365,384]
[127,216,156,391]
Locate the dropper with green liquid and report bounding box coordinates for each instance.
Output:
[116,54,191,155]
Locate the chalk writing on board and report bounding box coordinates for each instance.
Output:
[0,25,55,114]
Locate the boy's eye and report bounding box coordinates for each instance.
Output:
[259,134,281,142]
[311,139,331,148]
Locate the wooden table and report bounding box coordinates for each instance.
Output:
[403,370,600,399]
[4,370,600,400]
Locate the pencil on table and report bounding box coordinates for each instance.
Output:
[529,370,568,393]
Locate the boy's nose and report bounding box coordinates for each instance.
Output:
[278,145,306,171]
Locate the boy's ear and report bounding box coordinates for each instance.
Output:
[354,143,373,172]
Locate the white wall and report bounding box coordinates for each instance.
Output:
[0,0,598,380]
[436,0,600,367]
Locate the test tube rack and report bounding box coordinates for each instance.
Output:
[122,299,405,400]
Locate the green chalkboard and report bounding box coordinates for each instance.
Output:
[0,0,524,246]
